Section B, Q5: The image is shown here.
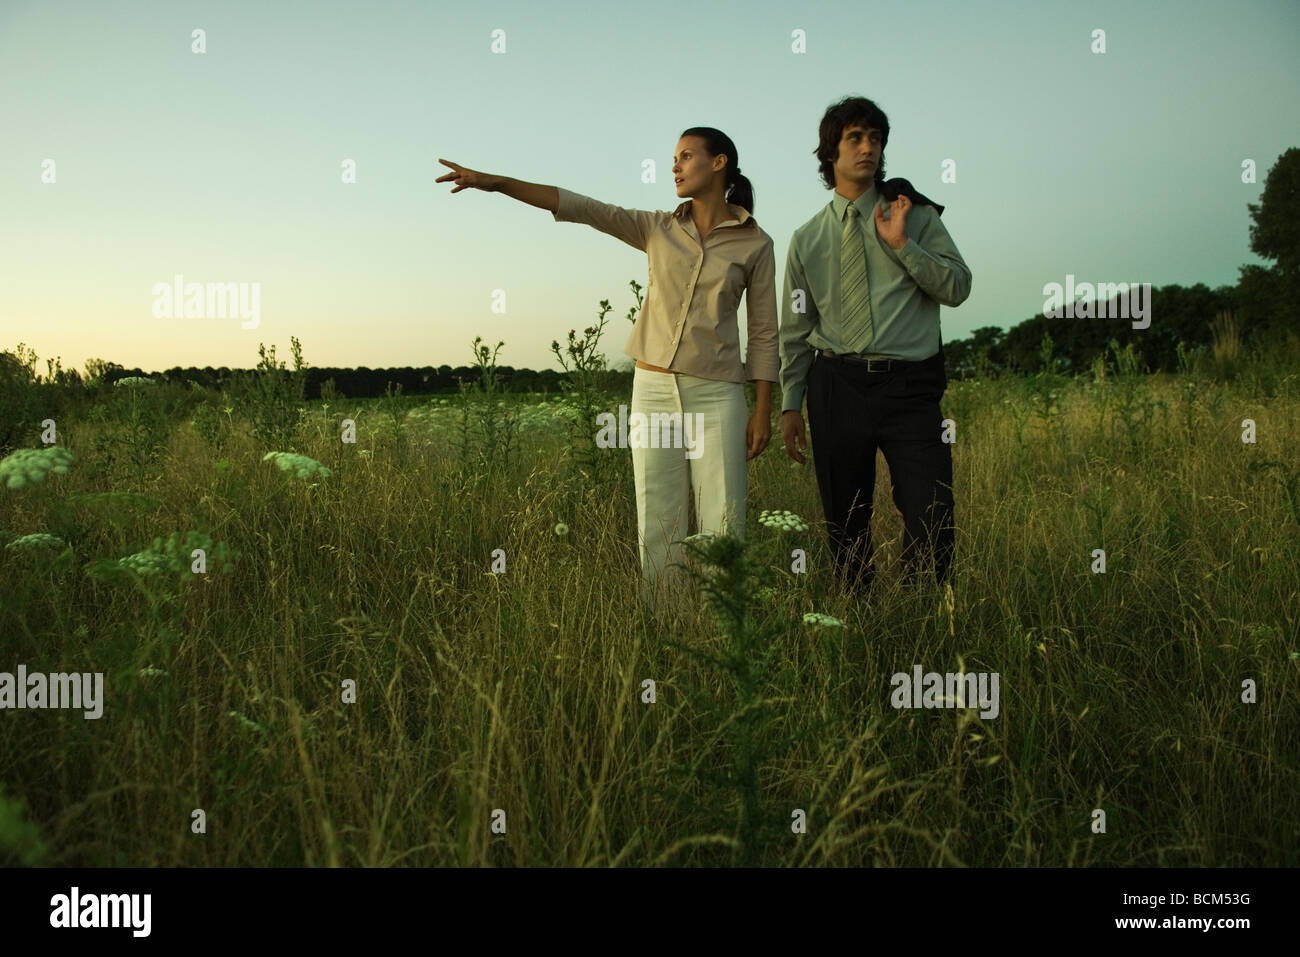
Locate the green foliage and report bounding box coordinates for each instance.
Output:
[453,337,521,478]
[0,344,43,457]
[548,280,644,498]
[1246,145,1300,275]
[0,786,48,866]
[658,531,821,866]
[85,379,186,488]
[190,395,234,451]
[1247,458,1300,525]
[228,337,308,449]
[3,258,1298,868]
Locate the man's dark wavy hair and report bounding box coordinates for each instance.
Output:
[815,96,890,190]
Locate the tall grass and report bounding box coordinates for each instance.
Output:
[1,329,1297,867]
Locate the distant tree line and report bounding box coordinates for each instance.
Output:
[944,147,1299,378]
[77,363,574,399]
[23,150,1300,396]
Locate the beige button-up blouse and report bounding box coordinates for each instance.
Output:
[552,187,779,384]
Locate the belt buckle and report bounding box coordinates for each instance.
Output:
[865,356,890,372]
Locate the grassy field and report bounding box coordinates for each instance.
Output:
[2,339,1298,866]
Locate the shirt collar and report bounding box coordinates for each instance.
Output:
[673,198,753,227]
[831,182,879,220]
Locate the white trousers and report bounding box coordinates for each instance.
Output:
[630,367,749,613]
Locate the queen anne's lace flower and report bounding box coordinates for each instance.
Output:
[119,550,177,575]
[0,447,75,489]
[5,532,67,551]
[803,612,844,628]
[117,530,239,576]
[757,509,809,532]
[263,451,332,480]
[682,531,717,547]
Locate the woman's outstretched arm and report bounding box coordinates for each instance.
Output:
[436,158,558,213]
[439,158,657,252]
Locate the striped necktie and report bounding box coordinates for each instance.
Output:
[840,203,874,354]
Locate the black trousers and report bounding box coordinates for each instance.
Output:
[805,346,955,593]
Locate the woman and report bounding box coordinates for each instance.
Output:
[436,128,779,617]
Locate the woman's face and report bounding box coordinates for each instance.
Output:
[672,136,722,197]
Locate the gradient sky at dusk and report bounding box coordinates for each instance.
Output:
[2,0,1297,375]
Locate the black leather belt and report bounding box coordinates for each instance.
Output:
[817,349,916,372]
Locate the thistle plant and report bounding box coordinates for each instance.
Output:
[454,337,520,477]
[1030,331,1065,433]
[1175,340,1204,439]
[550,303,616,493]
[657,510,832,866]
[190,396,233,452]
[380,380,408,453]
[86,374,175,488]
[549,281,645,502]
[1088,350,1113,447]
[1107,338,1149,457]
[229,337,309,449]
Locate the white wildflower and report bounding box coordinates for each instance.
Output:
[0,446,75,490]
[803,612,844,628]
[263,451,332,480]
[5,532,67,551]
[757,509,809,532]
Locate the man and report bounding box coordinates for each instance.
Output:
[779,96,972,595]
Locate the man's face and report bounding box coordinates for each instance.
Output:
[834,124,883,187]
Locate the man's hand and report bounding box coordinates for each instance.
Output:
[782,410,808,464]
[874,194,911,250]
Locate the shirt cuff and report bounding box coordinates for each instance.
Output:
[552,187,577,222]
